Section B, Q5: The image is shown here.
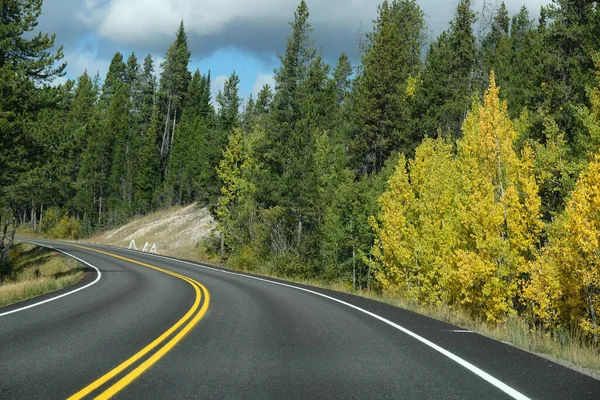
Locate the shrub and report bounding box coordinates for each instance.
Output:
[41,207,61,233]
[49,216,81,239]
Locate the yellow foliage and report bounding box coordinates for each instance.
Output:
[455,71,541,322]
[372,139,461,305]
[371,154,415,294]
[405,75,419,99]
[530,155,600,340]
[372,72,543,324]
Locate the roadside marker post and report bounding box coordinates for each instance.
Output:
[128,240,137,250]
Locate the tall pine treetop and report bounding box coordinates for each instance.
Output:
[273,0,315,126]
[0,0,66,80]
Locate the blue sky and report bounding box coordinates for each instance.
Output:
[37,0,548,103]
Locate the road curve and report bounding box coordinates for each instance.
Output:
[1,239,599,399]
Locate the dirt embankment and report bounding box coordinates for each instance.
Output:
[89,204,216,259]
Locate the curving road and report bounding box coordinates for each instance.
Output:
[1,239,599,399]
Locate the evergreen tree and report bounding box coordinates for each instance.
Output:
[255,84,273,115]
[0,0,65,273]
[159,21,192,159]
[134,108,160,214]
[139,54,157,128]
[216,71,241,131]
[417,0,477,139]
[480,2,510,92]
[351,0,426,174]
[331,53,353,107]
[106,79,132,224]
[271,0,315,129]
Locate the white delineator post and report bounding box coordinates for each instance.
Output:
[128,240,138,250]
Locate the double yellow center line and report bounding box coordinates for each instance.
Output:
[67,245,210,399]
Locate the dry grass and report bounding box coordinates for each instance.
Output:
[0,243,84,307]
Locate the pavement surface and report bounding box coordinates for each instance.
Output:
[1,239,599,399]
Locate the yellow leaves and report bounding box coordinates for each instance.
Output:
[372,72,543,323]
[404,75,419,99]
[372,139,461,303]
[524,154,600,338]
[452,71,543,322]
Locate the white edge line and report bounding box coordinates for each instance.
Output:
[0,241,102,317]
[113,246,530,400]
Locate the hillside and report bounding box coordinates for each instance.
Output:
[88,204,216,260]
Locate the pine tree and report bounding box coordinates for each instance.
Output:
[331,53,353,107]
[140,54,157,128]
[351,0,426,174]
[271,0,315,129]
[0,0,66,273]
[255,84,273,115]
[159,21,192,159]
[134,108,160,214]
[480,2,510,92]
[106,79,132,224]
[166,69,207,205]
[417,0,477,140]
[216,71,241,131]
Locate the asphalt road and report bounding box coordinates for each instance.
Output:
[1,239,599,399]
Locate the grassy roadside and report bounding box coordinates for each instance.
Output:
[0,243,85,307]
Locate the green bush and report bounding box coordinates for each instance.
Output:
[49,216,81,239]
[228,245,262,272]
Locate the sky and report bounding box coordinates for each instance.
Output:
[37,0,549,103]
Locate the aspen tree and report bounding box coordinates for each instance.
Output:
[455,72,541,322]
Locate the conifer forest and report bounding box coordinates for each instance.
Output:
[3,0,600,347]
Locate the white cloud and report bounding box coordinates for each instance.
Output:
[64,49,111,81]
[92,0,291,46]
[251,72,275,98]
[45,0,551,64]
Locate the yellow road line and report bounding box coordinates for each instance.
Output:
[97,283,210,399]
[66,245,210,400]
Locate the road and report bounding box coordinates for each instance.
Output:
[1,239,599,399]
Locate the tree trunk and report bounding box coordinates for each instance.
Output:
[367,256,371,291]
[170,110,177,151]
[1,213,10,249]
[297,218,302,248]
[587,286,598,350]
[98,196,103,226]
[39,204,43,232]
[31,201,35,231]
[352,244,356,290]
[220,233,225,261]
[161,96,172,157]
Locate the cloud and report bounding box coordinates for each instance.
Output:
[63,49,112,80]
[251,72,275,98]
[39,0,551,67]
[77,0,550,61]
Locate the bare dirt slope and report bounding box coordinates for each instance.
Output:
[89,203,216,259]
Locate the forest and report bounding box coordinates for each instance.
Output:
[2,0,600,347]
